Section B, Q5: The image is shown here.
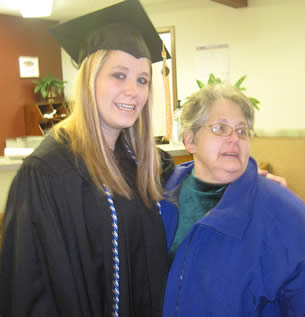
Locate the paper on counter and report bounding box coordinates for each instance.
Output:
[4,147,34,159]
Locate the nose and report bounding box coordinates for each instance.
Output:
[227,129,240,143]
[124,79,137,97]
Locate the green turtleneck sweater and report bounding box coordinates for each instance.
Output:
[169,168,227,265]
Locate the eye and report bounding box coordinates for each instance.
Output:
[236,127,248,137]
[212,123,228,135]
[112,72,126,80]
[137,77,149,85]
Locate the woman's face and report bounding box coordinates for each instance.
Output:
[95,50,151,148]
[185,99,251,184]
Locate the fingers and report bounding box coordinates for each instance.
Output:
[257,168,288,187]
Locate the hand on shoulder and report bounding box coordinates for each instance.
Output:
[257,168,288,187]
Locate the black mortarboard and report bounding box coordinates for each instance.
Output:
[49,0,170,66]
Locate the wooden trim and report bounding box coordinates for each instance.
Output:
[157,26,178,110]
[211,0,248,8]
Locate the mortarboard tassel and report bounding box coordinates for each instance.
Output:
[161,42,173,142]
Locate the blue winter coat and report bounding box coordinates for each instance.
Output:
[161,157,305,316]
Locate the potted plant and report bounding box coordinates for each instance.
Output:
[33,75,67,102]
[196,73,260,110]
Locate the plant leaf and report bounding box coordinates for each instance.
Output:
[194,73,260,111]
[235,75,247,88]
[196,79,205,88]
[208,73,216,85]
[249,97,260,110]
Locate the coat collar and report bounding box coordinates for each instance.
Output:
[165,157,258,240]
[195,158,258,240]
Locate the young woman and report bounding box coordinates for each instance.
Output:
[0,1,172,316]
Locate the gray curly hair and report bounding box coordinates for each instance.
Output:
[180,82,255,141]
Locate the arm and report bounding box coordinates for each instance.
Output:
[268,188,305,316]
[0,160,82,317]
[158,148,176,185]
[279,261,305,316]
[0,164,58,316]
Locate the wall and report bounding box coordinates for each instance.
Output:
[0,14,63,155]
[250,137,305,202]
[144,0,305,136]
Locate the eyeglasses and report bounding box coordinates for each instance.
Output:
[201,123,254,139]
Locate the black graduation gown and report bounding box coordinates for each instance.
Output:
[0,135,169,317]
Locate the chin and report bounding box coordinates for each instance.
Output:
[119,118,138,129]
[225,167,246,181]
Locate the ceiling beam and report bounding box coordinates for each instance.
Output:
[210,0,248,8]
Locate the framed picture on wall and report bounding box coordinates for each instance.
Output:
[19,56,40,78]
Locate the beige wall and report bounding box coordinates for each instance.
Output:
[251,137,305,201]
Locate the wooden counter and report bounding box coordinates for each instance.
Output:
[157,143,192,164]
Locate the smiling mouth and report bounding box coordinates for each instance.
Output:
[115,103,136,111]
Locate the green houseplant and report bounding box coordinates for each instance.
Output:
[196,73,260,110]
[33,75,67,101]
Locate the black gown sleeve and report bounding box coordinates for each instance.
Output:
[0,159,59,316]
[0,157,87,317]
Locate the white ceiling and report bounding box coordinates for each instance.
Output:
[0,0,214,22]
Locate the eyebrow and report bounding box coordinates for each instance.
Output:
[216,118,248,126]
[112,65,150,77]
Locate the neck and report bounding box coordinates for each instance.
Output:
[101,129,121,151]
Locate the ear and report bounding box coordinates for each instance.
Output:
[184,132,196,154]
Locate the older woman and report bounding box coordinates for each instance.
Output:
[161,83,305,316]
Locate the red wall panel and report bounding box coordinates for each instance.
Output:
[0,14,62,155]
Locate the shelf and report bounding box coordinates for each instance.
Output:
[24,101,69,136]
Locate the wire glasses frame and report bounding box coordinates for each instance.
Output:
[201,123,254,140]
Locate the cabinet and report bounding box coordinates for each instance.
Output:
[173,154,193,165]
[24,101,69,136]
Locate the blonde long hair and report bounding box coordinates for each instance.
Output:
[53,50,163,206]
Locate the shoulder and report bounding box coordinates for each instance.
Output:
[22,134,77,177]
[238,158,305,219]
[256,175,304,210]
[6,136,88,218]
[255,175,305,230]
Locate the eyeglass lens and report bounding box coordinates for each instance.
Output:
[208,123,252,138]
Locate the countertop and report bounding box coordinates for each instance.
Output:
[0,157,23,171]
[0,143,188,171]
[157,143,188,156]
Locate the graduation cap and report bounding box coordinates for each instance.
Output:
[49,0,170,66]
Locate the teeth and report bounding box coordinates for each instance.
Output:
[116,103,135,111]
[224,153,238,156]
